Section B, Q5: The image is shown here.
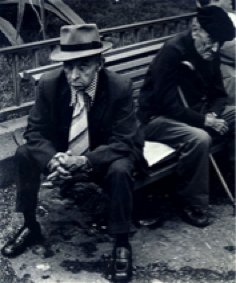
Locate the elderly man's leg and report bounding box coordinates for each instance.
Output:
[15,145,41,217]
[219,106,235,191]
[142,116,212,227]
[221,106,236,170]
[1,145,42,258]
[102,157,135,280]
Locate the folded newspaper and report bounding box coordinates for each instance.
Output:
[144,141,176,167]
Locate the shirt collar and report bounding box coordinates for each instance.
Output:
[84,72,98,102]
[70,72,98,106]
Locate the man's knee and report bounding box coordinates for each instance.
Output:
[107,158,134,178]
[15,144,40,173]
[191,129,212,149]
[15,144,29,161]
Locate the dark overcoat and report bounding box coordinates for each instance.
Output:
[24,67,147,174]
[137,31,227,127]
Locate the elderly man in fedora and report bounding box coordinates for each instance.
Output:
[137,6,235,227]
[2,24,147,280]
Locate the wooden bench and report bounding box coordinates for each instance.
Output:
[20,37,232,201]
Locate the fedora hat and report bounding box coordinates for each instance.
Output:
[51,24,112,61]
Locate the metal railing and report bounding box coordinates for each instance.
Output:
[0,12,195,121]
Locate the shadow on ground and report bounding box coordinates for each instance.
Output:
[0,167,235,283]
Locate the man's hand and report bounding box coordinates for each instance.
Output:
[58,150,88,172]
[204,114,228,135]
[47,152,72,184]
[46,151,90,185]
[47,152,66,173]
[47,167,72,184]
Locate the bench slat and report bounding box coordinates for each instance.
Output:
[32,74,44,83]
[108,55,154,73]
[105,42,163,66]
[23,63,62,80]
[0,101,34,119]
[121,67,148,81]
[132,89,140,100]
[132,80,144,91]
[105,35,172,57]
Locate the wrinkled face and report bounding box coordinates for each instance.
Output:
[196,0,235,11]
[219,0,235,11]
[64,55,101,90]
[192,19,220,61]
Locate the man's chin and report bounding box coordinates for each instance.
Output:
[71,84,84,89]
[203,54,215,61]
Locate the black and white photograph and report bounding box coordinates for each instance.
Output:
[0,0,235,282]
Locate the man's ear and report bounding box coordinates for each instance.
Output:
[97,56,104,71]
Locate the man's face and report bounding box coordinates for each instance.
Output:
[211,0,233,11]
[64,56,100,90]
[192,26,220,61]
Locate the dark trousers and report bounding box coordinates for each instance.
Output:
[220,106,235,172]
[142,117,211,208]
[15,145,135,235]
[141,106,235,208]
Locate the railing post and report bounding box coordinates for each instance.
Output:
[134,28,140,43]
[119,32,125,47]
[175,20,181,33]
[187,18,193,28]
[32,49,39,97]
[148,25,154,40]
[12,53,21,106]
[162,23,169,36]
[32,49,39,68]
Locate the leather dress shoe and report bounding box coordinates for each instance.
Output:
[112,245,132,281]
[1,222,43,258]
[178,206,211,227]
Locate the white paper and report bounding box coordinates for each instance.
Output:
[144,141,176,167]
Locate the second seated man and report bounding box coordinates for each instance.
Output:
[137,6,235,228]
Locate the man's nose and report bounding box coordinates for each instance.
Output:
[71,66,80,80]
[211,42,219,53]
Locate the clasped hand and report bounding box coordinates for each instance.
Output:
[205,114,228,135]
[47,151,87,183]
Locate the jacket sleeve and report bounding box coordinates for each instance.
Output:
[142,46,206,127]
[85,80,139,171]
[207,60,227,116]
[23,76,57,172]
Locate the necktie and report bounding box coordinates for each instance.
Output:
[68,89,90,155]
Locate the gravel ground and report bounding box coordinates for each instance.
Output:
[0,181,235,283]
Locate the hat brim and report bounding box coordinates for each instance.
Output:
[50,41,112,62]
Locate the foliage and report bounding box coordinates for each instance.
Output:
[0,0,196,46]
[0,17,23,45]
[0,0,84,46]
[65,0,196,28]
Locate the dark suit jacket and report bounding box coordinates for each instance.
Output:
[137,31,227,128]
[24,67,147,174]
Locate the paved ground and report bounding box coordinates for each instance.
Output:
[0,179,235,283]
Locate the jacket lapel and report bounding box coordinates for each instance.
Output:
[88,69,109,139]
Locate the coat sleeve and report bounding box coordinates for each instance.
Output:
[207,59,227,116]
[138,46,206,128]
[85,79,139,171]
[23,76,57,172]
